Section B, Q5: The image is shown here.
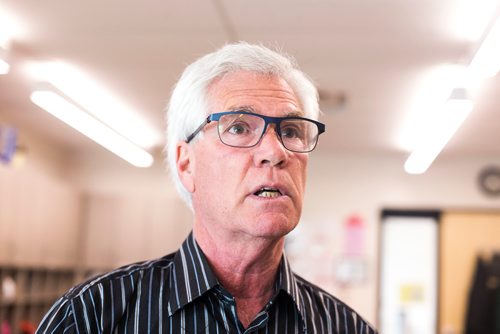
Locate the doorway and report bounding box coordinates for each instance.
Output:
[379,209,500,334]
[379,210,440,334]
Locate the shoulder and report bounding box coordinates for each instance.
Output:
[65,253,176,300]
[293,273,378,334]
[37,253,176,333]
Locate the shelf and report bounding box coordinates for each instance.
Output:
[0,264,106,334]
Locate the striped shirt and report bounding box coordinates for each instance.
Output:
[37,232,377,333]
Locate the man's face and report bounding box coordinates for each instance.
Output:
[181,71,309,242]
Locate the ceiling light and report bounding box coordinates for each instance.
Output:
[0,58,9,75]
[26,61,162,149]
[30,90,154,168]
[0,34,10,75]
[0,8,24,48]
[397,65,470,152]
[0,36,8,51]
[404,89,474,174]
[447,0,499,41]
[469,17,500,78]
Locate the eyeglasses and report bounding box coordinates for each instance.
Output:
[186,111,326,153]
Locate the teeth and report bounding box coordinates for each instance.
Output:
[256,188,281,198]
[258,191,280,198]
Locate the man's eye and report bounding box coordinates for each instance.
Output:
[227,123,248,135]
[282,126,303,139]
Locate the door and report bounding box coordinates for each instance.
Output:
[439,211,500,334]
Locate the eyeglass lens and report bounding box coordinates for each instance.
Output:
[217,113,319,152]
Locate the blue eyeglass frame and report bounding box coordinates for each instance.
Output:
[185,110,326,152]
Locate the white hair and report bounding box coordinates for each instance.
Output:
[166,42,319,207]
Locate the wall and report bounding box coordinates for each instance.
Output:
[81,193,192,269]
[0,120,82,267]
[67,149,193,269]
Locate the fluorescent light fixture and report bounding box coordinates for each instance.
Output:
[0,6,25,76]
[404,89,474,174]
[397,65,470,152]
[0,58,9,75]
[26,61,161,149]
[0,8,24,49]
[447,0,499,41]
[30,90,154,168]
[0,21,11,75]
[0,35,8,50]
[469,17,500,78]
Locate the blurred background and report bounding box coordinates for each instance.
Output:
[1,1,499,333]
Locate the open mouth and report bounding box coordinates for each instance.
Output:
[254,187,282,198]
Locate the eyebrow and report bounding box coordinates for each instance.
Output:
[228,105,256,113]
[285,111,304,117]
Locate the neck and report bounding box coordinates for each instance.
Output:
[193,224,284,328]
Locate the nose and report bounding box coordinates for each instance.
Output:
[253,125,288,167]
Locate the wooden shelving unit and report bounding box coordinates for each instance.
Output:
[0,265,104,334]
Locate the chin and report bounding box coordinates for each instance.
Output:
[253,215,298,239]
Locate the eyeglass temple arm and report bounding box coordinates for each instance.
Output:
[317,122,326,134]
[185,117,212,143]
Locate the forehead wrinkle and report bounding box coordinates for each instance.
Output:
[221,90,300,113]
[207,71,304,115]
[224,106,305,117]
[220,87,297,99]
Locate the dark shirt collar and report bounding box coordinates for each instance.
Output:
[167,232,219,316]
[276,255,306,320]
[168,232,307,324]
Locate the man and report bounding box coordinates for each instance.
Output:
[37,42,377,333]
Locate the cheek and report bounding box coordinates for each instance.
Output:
[295,156,309,188]
[194,146,248,195]
[196,157,222,192]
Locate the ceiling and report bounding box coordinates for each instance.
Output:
[0,0,499,167]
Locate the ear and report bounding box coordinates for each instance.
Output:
[176,141,195,193]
